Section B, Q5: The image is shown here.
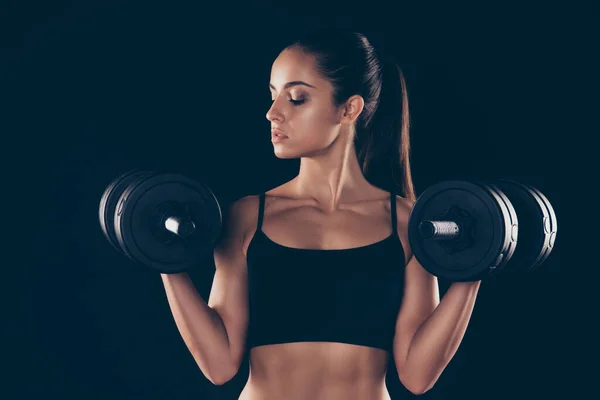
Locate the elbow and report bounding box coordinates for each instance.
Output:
[396,357,444,395]
[207,374,231,386]
[404,382,429,396]
[399,375,436,396]
[193,353,238,386]
[410,386,431,396]
[206,364,237,386]
[406,383,433,396]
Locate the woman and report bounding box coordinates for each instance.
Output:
[161,29,481,399]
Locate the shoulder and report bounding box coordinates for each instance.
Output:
[229,180,292,219]
[393,194,416,263]
[394,194,415,208]
[393,194,415,223]
[227,194,261,229]
[216,195,262,257]
[230,194,261,213]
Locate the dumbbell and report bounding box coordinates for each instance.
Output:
[99,172,558,280]
[98,170,222,273]
[408,180,557,281]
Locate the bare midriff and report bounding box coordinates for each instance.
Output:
[238,342,392,400]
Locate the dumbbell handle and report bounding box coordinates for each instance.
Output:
[164,215,196,238]
[418,220,460,240]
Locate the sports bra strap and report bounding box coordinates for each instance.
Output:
[390,192,397,235]
[257,193,265,230]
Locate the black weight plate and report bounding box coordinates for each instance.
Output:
[98,170,153,253]
[114,172,222,273]
[526,184,558,266]
[483,183,519,275]
[495,180,557,272]
[408,180,512,281]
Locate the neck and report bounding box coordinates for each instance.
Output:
[292,134,374,211]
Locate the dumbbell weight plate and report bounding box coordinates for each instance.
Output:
[483,182,519,275]
[408,180,515,281]
[98,170,154,254]
[495,180,557,272]
[114,172,222,273]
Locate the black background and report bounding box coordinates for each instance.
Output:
[5,1,587,399]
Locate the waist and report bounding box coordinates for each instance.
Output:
[240,378,391,400]
[243,342,390,399]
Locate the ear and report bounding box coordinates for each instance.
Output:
[339,95,364,124]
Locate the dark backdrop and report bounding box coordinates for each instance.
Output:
[6,1,584,399]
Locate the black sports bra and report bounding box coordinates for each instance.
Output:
[246,192,406,353]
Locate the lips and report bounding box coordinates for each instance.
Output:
[271,128,288,139]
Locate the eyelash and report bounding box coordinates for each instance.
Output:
[270,96,305,106]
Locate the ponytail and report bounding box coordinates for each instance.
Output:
[358,58,416,202]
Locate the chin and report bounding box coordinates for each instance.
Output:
[273,151,297,159]
[273,147,301,159]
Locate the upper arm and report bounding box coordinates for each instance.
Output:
[207,195,258,372]
[393,196,440,372]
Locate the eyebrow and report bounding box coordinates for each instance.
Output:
[269,81,317,91]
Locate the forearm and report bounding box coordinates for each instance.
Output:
[401,281,481,392]
[161,273,234,382]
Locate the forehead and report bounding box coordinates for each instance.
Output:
[269,48,326,90]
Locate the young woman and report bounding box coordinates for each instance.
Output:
[161,29,481,399]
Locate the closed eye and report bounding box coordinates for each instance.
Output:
[270,97,306,106]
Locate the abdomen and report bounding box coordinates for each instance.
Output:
[239,342,391,400]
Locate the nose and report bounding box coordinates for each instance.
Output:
[266,98,284,122]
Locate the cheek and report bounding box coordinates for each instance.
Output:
[296,104,336,132]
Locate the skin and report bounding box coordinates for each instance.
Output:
[240,50,409,400]
[237,48,481,399]
[239,47,404,399]
[174,47,482,399]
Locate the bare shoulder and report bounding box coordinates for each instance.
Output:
[229,194,260,219]
[393,194,416,263]
[215,195,261,258]
[230,179,293,225]
[393,194,415,225]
